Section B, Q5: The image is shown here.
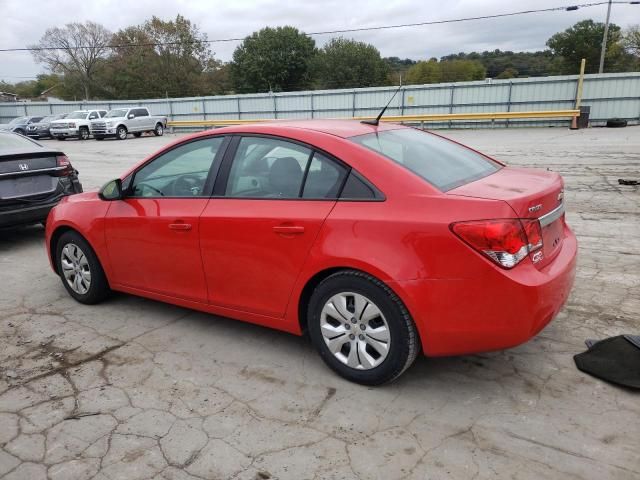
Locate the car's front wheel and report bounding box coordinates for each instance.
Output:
[56,231,110,304]
[78,127,90,140]
[116,126,127,140]
[308,270,420,385]
[154,123,164,136]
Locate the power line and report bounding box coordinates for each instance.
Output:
[0,1,636,53]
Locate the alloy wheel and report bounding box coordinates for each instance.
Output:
[60,243,92,294]
[320,292,390,370]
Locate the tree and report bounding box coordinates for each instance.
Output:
[312,38,389,89]
[29,21,112,100]
[623,25,640,57]
[231,27,316,93]
[405,59,485,85]
[105,15,223,99]
[546,20,628,73]
[495,67,519,79]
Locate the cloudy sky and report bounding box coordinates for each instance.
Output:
[1,0,638,82]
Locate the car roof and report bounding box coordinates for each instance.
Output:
[209,119,407,139]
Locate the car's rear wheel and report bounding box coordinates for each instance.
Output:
[307,270,419,385]
[154,123,164,136]
[56,231,110,304]
[116,126,127,140]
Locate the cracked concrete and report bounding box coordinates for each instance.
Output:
[1,127,639,479]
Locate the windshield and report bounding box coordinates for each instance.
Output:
[9,117,27,125]
[66,111,88,120]
[350,128,501,191]
[105,109,128,118]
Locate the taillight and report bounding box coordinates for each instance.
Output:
[56,155,73,176]
[451,218,543,269]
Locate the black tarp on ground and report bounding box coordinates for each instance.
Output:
[574,335,640,389]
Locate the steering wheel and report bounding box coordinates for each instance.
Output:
[173,174,203,196]
[135,182,164,197]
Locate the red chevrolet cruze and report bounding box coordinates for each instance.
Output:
[45,120,577,384]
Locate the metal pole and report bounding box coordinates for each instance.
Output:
[598,0,612,74]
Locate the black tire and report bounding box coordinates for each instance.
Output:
[116,125,127,140]
[78,126,90,140]
[606,118,627,128]
[56,137,66,141]
[15,129,25,136]
[95,136,104,141]
[307,270,420,385]
[133,132,142,138]
[154,123,164,136]
[55,230,111,305]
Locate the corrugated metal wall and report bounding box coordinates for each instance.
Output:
[2,72,639,128]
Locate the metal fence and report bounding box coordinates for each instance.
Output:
[1,72,639,128]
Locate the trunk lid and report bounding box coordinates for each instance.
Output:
[448,166,565,268]
[0,151,61,204]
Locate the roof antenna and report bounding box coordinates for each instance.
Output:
[361,85,403,126]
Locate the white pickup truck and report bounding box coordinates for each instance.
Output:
[50,110,108,140]
[90,107,167,140]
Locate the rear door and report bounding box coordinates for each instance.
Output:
[104,136,228,300]
[199,135,347,317]
[0,134,64,209]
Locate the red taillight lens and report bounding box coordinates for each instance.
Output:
[451,218,543,269]
[56,155,72,176]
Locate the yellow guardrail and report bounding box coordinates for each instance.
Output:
[167,110,580,128]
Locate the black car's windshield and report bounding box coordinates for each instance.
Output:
[9,117,28,125]
[66,111,88,119]
[105,109,128,118]
[0,132,40,150]
[350,128,501,191]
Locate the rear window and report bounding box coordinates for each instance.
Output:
[0,133,40,150]
[350,128,501,191]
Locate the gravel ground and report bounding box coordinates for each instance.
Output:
[0,126,638,480]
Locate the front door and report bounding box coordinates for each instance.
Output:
[105,136,227,302]
[200,135,348,317]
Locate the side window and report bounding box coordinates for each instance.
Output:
[302,153,347,199]
[340,172,379,200]
[88,112,98,120]
[225,137,311,198]
[99,111,107,117]
[130,137,225,198]
[137,109,149,117]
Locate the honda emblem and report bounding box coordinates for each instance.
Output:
[18,163,29,171]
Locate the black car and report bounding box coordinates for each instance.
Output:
[26,113,68,139]
[0,131,82,228]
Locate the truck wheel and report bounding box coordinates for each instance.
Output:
[154,123,164,136]
[116,126,127,140]
[79,127,90,140]
[133,132,142,138]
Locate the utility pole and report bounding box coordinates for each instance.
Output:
[598,0,613,74]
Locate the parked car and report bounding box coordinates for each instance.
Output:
[26,113,69,139]
[44,120,577,385]
[0,131,82,228]
[91,107,167,140]
[0,116,44,136]
[50,110,107,141]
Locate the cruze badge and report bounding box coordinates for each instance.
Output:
[532,251,544,263]
[18,163,29,171]
[528,204,542,213]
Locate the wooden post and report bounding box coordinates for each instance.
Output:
[571,59,586,129]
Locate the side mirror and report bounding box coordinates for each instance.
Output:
[99,179,123,201]
[128,114,135,119]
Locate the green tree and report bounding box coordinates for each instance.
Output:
[231,27,316,93]
[495,67,519,79]
[623,24,640,57]
[405,59,441,84]
[405,59,485,85]
[546,19,628,73]
[105,15,223,99]
[312,37,389,89]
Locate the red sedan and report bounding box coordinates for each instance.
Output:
[45,120,577,385]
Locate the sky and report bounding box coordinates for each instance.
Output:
[1,0,639,82]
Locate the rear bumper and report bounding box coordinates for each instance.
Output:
[0,201,59,227]
[397,223,578,356]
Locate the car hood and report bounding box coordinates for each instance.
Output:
[30,122,50,127]
[96,117,125,121]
